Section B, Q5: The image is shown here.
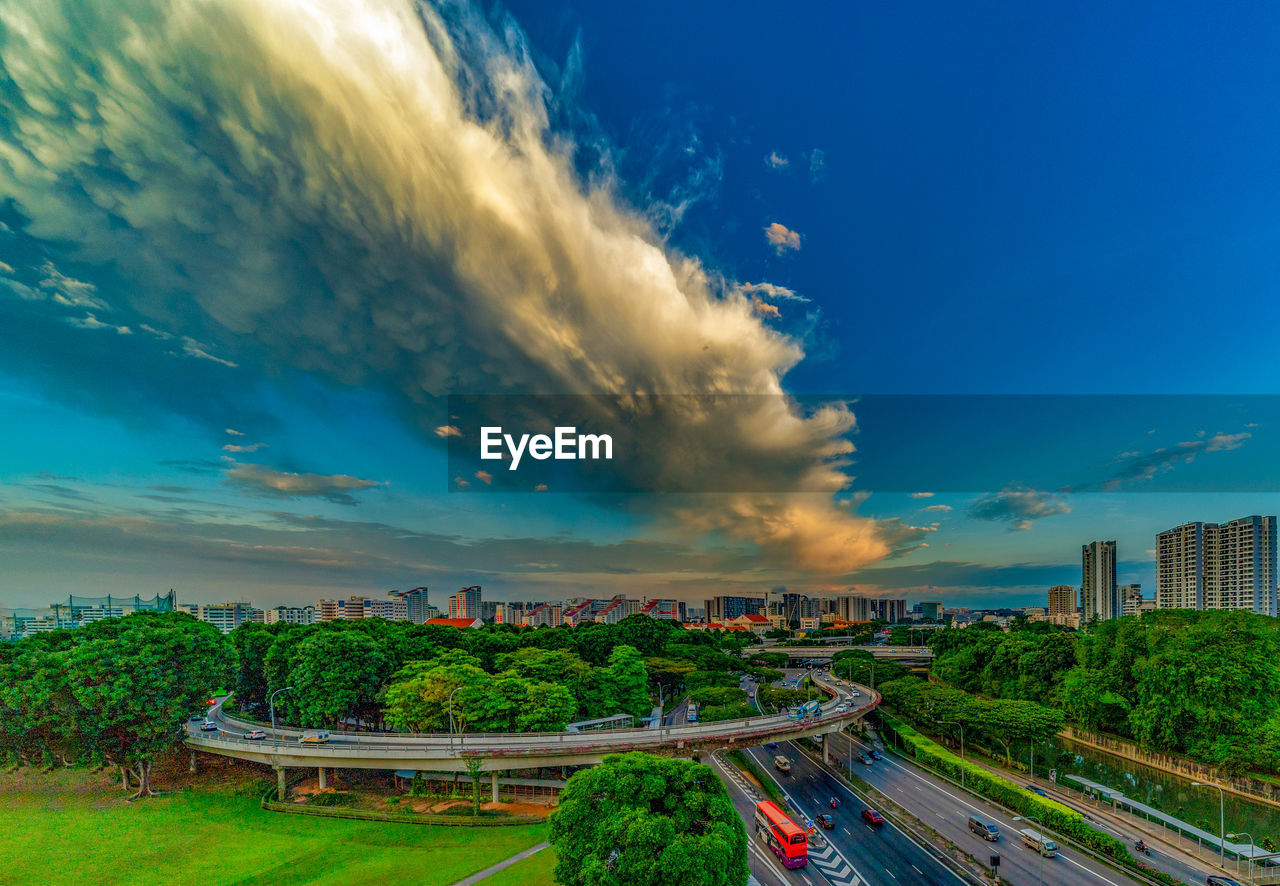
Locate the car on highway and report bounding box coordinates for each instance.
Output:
[968,815,1000,841]
[1207,877,1245,886]
[765,742,778,750]
[835,704,848,712]
[299,730,331,744]
[819,814,835,829]
[869,749,883,760]
[773,755,791,773]
[861,808,885,826]
[851,690,861,697]
[1028,787,1050,798]
[199,720,218,731]
[858,753,872,765]
[188,713,204,723]
[1018,828,1059,857]
[244,730,267,740]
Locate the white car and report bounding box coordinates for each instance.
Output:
[244,730,267,740]
[835,704,849,712]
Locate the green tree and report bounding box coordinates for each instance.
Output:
[550,752,748,886]
[65,615,233,797]
[290,631,390,729]
[516,681,578,732]
[604,645,652,718]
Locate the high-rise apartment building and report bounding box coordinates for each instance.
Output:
[704,595,766,622]
[920,601,944,621]
[1120,584,1144,617]
[1157,516,1277,616]
[390,587,430,624]
[316,596,408,622]
[1082,541,1119,622]
[870,598,908,623]
[264,605,315,625]
[835,594,870,622]
[1047,585,1076,617]
[448,586,482,620]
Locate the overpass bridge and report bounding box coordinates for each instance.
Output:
[754,644,934,661]
[186,676,878,800]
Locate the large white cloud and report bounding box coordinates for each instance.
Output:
[0,0,898,574]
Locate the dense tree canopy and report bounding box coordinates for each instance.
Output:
[923,610,1280,773]
[550,752,748,886]
[0,612,234,797]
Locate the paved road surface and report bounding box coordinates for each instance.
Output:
[831,730,1152,886]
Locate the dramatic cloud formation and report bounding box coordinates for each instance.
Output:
[0,0,889,574]
[765,151,790,169]
[765,222,803,254]
[225,462,384,505]
[969,487,1070,531]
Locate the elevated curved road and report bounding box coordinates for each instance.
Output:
[186,677,879,779]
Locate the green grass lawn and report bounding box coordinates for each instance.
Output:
[482,846,558,886]
[3,769,549,886]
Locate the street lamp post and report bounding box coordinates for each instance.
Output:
[269,686,293,732]
[1191,781,1226,866]
[1228,832,1254,880]
[941,720,965,789]
[1013,814,1046,886]
[448,686,462,754]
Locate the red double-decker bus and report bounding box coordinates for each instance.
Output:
[754,800,808,868]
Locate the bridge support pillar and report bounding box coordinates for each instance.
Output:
[189,751,198,774]
[318,767,327,790]
[491,771,500,804]
[822,737,830,765]
[275,766,287,801]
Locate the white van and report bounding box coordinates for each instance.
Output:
[1019,828,1058,857]
[299,730,331,744]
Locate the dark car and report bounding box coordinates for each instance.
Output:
[819,814,835,829]
[1207,878,1245,886]
[1029,787,1050,798]
[765,742,778,750]
[869,749,883,760]
[858,753,873,765]
[188,714,204,722]
[862,808,885,826]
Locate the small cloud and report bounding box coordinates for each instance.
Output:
[1085,430,1253,490]
[751,297,781,319]
[435,425,462,438]
[454,476,470,488]
[39,261,106,310]
[765,151,790,170]
[225,428,245,436]
[739,282,808,302]
[1245,422,1259,428]
[180,336,237,368]
[66,314,131,334]
[970,487,1070,531]
[225,462,383,505]
[534,483,548,492]
[921,504,951,512]
[764,222,802,254]
[475,470,493,485]
[0,261,12,274]
[223,442,268,453]
[910,492,935,499]
[140,324,174,341]
[806,148,826,183]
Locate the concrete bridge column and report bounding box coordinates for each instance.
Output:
[491,771,500,804]
[275,766,287,801]
[318,767,327,789]
[189,751,198,773]
[822,737,830,765]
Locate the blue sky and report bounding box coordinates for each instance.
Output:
[1,0,1278,611]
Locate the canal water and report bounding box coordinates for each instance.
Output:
[1010,735,1280,848]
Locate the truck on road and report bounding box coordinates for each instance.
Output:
[774,755,791,773]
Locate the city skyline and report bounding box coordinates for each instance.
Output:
[4,0,1280,610]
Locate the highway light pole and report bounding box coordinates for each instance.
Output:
[448,686,462,754]
[1192,781,1226,866]
[269,686,292,732]
[1228,832,1254,879]
[1013,814,1045,886]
